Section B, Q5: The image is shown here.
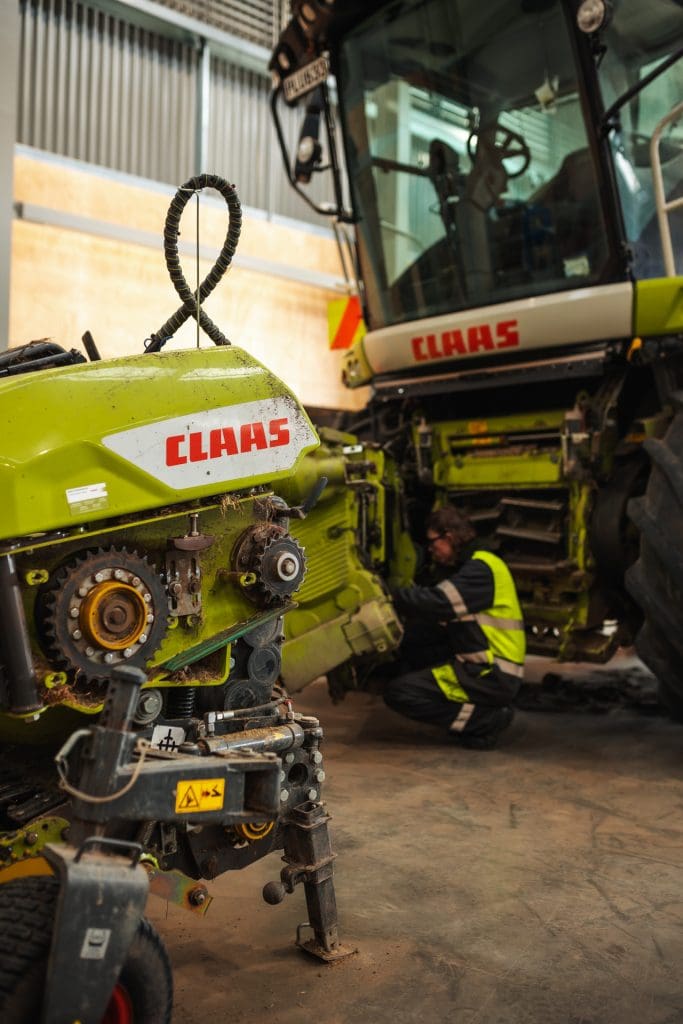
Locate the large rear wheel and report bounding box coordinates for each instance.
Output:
[0,876,173,1023]
[627,398,683,717]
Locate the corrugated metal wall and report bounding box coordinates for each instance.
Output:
[156,0,287,47]
[17,0,331,225]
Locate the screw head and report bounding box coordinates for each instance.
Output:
[307,789,318,801]
[94,572,104,583]
[104,653,116,664]
[123,648,134,659]
[84,646,95,657]
[280,789,289,802]
[72,629,82,640]
[69,607,79,618]
[114,569,125,580]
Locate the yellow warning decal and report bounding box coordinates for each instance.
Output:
[175,779,225,814]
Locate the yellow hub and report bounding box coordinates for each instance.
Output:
[80,580,148,651]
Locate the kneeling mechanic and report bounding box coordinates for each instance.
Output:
[384,506,525,749]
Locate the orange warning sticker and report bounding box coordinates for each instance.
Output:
[175,779,225,813]
[328,296,366,350]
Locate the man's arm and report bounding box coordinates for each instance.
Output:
[392,558,495,620]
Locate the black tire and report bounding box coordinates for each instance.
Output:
[0,876,173,1023]
[626,397,683,716]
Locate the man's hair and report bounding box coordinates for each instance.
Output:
[427,505,476,547]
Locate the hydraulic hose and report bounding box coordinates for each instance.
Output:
[146,173,242,352]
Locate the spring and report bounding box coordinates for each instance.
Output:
[164,686,196,719]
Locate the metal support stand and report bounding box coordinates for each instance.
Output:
[264,800,356,962]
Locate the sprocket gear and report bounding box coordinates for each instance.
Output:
[37,547,168,684]
[232,524,306,606]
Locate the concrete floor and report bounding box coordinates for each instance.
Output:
[148,656,683,1024]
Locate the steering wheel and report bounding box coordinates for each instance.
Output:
[467,125,531,179]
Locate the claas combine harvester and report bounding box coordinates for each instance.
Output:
[269,0,683,712]
[0,175,355,1024]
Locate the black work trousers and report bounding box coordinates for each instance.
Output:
[383,664,515,743]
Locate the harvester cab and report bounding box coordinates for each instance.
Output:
[269,0,683,710]
[0,175,351,1024]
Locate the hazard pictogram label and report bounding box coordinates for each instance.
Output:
[175,778,225,813]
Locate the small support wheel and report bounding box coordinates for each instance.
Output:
[0,876,173,1023]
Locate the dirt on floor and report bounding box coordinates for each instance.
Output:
[148,654,683,1024]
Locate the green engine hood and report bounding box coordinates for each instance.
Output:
[0,347,318,541]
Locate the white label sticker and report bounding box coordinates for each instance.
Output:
[151,725,186,752]
[66,482,109,515]
[80,927,112,960]
[102,397,317,490]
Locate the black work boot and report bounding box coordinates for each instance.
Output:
[456,706,514,750]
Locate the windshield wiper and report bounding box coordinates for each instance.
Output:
[601,48,682,134]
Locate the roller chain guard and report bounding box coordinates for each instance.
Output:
[37,547,168,686]
[626,393,683,716]
[145,174,242,352]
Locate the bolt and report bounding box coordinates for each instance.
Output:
[69,607,79,618]
[114,569,125,580]
[143,592,151,602]
[24,831,38,847]
[311,750,323,764]
[279,770,286,782]
[139,633,148,644]
[169,582,182,597]
[146,613,155,623]
[94,572,104,583]
[72,629,82,640]
[85,646,95,657]
[188,888,206,907]
[132,576,141,586]
[123,648,134,659]
[307,789,317,801]
[104,653,116,664]
[280,789,289,802]
[78,586,89,597]
[314,769,325,783]
[283,753,295,764]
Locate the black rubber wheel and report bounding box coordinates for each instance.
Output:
[626,397,683,717]
[0,876,173,1023]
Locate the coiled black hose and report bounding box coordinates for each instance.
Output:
[145,173,242,352]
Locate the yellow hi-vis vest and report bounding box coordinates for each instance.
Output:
[432,549,526,703]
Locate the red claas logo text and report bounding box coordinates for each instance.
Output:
[412,320,519,362]
[166,418,290,466]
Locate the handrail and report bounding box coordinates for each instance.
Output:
[650,100,683,277]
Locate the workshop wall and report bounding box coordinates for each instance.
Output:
[10,149,365,411]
